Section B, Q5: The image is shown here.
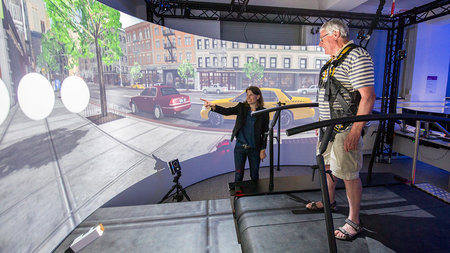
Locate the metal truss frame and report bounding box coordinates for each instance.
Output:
[377,0,449,162]
[230,0,249,17]
[145,0,392,29]
[377,18,405,163]
[395,0,450,26]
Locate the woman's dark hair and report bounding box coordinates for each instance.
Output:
[245,86,264,108]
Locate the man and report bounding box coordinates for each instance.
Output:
[305,19,376,241]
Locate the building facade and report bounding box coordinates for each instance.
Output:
[121,19,329,92]
[1,0,34,102]
[125,22,155,86]
[149,25,196,88]
[124,22,197,88]
[25,0,50,72]
[195,39,328,91]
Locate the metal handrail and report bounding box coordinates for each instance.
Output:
[252,102,319,191]
[286,113,449,136]
[252,102,319,116]
[285,113,449,253]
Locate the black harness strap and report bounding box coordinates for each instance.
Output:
[318,44,362,141]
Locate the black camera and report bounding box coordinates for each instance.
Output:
[168,159,181,175]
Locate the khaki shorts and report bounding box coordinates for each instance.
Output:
[316,129,363,180]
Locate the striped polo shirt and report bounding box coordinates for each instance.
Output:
[318,41,374,121]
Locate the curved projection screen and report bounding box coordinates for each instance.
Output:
[0,1,386,252]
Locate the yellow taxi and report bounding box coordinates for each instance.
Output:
[131,83,145,89]
[200,88,315,127]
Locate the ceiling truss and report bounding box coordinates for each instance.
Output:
[145,0,392,29]
[145,0,449,29]
[395,0,450,26]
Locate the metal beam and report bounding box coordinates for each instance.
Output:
[395,0,450,27]
[145,0,449,29]
[230,0,249,18]
[378,17,405,163]
[375,0,450,162]
[145,0,393,29]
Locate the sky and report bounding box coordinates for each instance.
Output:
[119,11,144,28]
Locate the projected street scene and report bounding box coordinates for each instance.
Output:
[0,1,325,129]
[2,0,325,129]
[0,0,326,252]
[129,86,191,119]
[115,22,323,128]
[200,88,315,127]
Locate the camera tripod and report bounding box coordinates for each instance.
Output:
[159,170,191,203]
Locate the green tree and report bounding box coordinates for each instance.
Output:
[177,59,195,90]
[44,0,122,116]
[130,62,143,84]
[243,58,264,85]
[36,29,65,80]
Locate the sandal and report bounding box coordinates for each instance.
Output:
[306,200,338,212]
[335,218,363,241]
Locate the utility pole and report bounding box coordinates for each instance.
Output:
[117,57,123,87]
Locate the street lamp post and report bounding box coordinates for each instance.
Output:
[116,57,123,87]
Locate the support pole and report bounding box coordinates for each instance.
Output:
[269,122,274,192]
[277,114,281,171]
[317,125,337,253]
[412,120,420,184]
[268,109,281,192]
[367,122,383,184]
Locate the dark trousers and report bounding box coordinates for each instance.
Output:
[234,144,260,182]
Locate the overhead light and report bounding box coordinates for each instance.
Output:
[357,30,366,40]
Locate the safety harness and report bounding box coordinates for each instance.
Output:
[318,43,362,141]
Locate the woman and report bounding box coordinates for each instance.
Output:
[201,86,269,182]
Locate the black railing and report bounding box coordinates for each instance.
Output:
[285,113,450,253]
[252,102,318,191]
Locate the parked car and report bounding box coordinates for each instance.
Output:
[202,83,228,94]
[131,83,145,89]
[200,88,315,127]
[130,86,191,119]
[297,85,318,95]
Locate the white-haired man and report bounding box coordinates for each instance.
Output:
[306,19,376,241]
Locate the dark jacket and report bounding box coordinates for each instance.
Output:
[213,102,269,151]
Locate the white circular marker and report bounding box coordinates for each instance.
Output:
[0,79,11,125]
[61,76,90,113]
[18,73,55,120]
